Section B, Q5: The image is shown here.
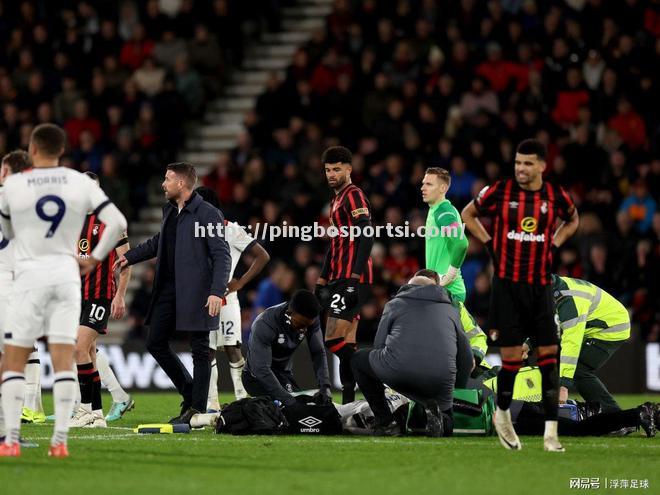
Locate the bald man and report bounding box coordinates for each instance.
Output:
[351,276,473,436]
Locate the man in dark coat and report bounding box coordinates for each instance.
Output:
[115,162,231,423]
[352,276,474,436]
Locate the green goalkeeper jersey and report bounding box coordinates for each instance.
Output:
[425,199,468,302]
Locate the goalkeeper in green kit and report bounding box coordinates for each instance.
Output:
[420,168,489,367]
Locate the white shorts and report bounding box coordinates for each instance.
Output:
[209,303,242,349]
[0,295,8,352]
[4,282,81,348]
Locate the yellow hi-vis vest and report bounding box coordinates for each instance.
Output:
[456,301,489,367]
[552,275,630,385]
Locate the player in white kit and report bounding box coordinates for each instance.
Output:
[0,151,36,444]
[0,151,46,433]
[194,187,270,408]
[0,124,127,458]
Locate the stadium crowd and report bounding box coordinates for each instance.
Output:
[0,0,658,343]
[205,0,659,343]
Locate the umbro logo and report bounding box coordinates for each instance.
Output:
[299,416,322,428]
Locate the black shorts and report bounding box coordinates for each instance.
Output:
[79,298,112,334]
[324,279,371,322]
[487,276,559,347]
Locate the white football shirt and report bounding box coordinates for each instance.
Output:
[224,220,256,305]
[0,187,13,282]
[0,167,111,290]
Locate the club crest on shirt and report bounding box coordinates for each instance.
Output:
[540,201,548,214]
[509,201,518,209]
[277,334,285,344]
[93,224,100,236]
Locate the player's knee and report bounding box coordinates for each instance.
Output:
[225,345,242,362]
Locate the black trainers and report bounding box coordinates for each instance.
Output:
[638,402,656,438]
[168,401,192,424]
[170,407,200,425]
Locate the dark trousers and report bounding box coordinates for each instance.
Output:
[573,339,624,413]
[351,349,394,422]
[146,285,210,412]
[514,402,641,436]
[241,369,300,399]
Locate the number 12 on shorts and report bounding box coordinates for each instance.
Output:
[220,320,234,336]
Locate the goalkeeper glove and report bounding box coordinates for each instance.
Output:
[439,266,459,286]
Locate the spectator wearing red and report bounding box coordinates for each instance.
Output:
[384,243,419,286]
[551,67,590,126]
[64,99,102,149]
[309,48,353,96]
[475,42,525,93]
[608,97,648,151]
[120,24,154,70]
[203,152,236,205]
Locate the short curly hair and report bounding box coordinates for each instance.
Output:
[321,146,352,165]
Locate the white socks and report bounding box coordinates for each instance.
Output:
[207,359,219,410]
[0,390,5,438]
[24,350,43,413]
[96,348,129,403]
[229,358,247,400]
[52,371,77,446]
[544,420,559,438]
[207,357,248,406]
[1,372,25,445]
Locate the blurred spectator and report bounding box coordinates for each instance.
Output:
[607,97,648,151]
[619,180,657,235]
[132,57,166,97]
[64,100,102,149]
[252,261,295,320]
[120,24,154,70]
[383,243,419,286]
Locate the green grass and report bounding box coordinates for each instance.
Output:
[1,393,659,495]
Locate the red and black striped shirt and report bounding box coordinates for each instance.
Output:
[78,213,129,300]
[474,179,575,285]
[325,184,373,283]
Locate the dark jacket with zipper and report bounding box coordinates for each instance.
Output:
[369,284,473,410]
[124,192,231,331]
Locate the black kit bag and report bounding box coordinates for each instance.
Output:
[215,397,288,435]
[281,403,343,435]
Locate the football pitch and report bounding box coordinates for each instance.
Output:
[1,393,659,495]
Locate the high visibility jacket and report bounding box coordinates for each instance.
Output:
[456,301,489,366]
[552,275,630,386]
